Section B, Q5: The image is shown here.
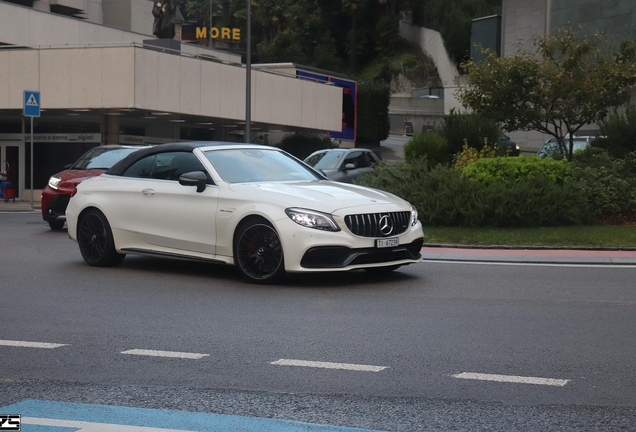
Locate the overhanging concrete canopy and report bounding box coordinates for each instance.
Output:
[0,45,343,132]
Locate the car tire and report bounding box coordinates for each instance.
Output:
[234,219,286,284]
[48,219,65,231]
[77,208,125,267]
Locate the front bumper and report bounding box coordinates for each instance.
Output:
[301,238,423,268]
[275,216,424,272]
[42,194,70,222]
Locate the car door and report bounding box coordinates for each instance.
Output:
[337,151,376,183]
[121,151,219,255]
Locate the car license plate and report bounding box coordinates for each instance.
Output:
[376,237,399,248]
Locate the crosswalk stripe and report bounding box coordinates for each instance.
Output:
[271,359,388,372]
[453,372,569,386]
[0,339,67,349]
[121,349,209,359]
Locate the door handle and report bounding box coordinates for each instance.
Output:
[142,188,155,196]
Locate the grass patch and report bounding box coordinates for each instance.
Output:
[423,225,636,248]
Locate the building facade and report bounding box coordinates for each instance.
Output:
[0,0,344,201]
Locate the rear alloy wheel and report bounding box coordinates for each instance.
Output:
[77,209,125,267]
[234,220,285,284]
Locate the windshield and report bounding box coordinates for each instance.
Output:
[204,148,323,183]
[71,147,142,170]
[304,150,345,170]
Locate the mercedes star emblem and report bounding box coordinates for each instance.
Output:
[378,215,394,236]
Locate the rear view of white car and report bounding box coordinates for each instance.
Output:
[66,142,424,284]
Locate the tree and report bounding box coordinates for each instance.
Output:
[456,28,636,161]
[356,80,391,145]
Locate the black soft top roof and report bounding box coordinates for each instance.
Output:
[105,142,229,176]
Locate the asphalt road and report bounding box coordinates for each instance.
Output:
[1,212,636,431]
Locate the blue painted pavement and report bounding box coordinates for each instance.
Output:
[1,400,385,432]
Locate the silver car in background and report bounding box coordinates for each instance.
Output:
[304,148,381,183]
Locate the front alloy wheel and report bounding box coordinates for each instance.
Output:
[77,209,125,267]
[234,220,285,284]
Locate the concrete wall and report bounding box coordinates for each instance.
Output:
[399,21,462,116]
[0,46,343,131]
[399,22,459,89]
[551,0,636,48]
[501,0,548,56]
[102,0,131,30]
[131,0,153,35]
[389,97,444,134]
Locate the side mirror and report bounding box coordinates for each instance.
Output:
[344,163,355,170]
[179,171,207,193]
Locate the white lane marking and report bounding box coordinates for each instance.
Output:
[453,372,569,386]
[0,339,67,349]
[271,358,388,372]
[22,417,193,431]
[422,260,636,269]
[121,349,209,359]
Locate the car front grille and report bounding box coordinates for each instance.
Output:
[49,194,71,216]
[344,211,411,237]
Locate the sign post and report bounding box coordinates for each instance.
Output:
[23,91,40,207]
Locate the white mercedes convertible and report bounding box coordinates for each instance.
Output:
[66,142,424,283]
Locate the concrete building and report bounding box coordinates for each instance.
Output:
[0,0,343,202]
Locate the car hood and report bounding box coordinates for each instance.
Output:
[57,169,107,183]
[228,180,409,213]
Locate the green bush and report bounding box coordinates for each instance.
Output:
[403,132,450,168]
[355,160,592,227]
[461,156,572,185]
[453,142,497,171]
[598,103,636,158]
[436,110,501,154]
[571,148,636,217]
[278,134,333,160]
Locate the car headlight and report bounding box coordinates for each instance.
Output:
[48,175,62,190]
[285,208,340,232]
[410,204,419,226]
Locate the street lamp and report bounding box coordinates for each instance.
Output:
[245,0,251,143]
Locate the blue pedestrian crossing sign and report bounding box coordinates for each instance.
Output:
[23,90,41,117]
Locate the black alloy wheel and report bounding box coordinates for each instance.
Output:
[77,209,125,267]
[234,220,285,284]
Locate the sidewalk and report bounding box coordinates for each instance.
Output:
[0,200,39,212]
[421,246,636,265]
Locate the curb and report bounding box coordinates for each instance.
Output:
[423,243,636,252]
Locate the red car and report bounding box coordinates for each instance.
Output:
[41,145,146,230]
